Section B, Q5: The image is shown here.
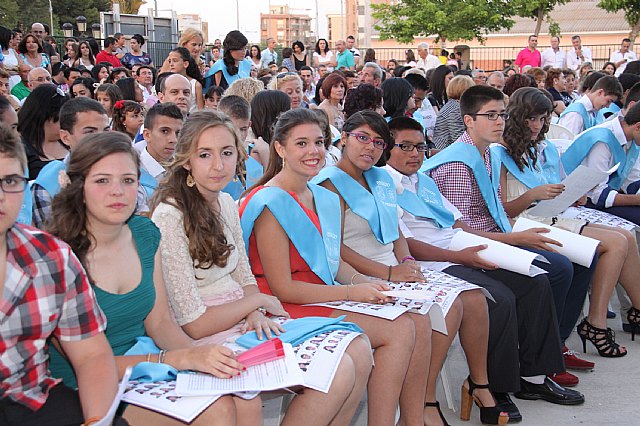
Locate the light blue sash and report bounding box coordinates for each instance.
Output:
[240,184,341,285]
[491,144,547,190]
[396,173,455,228]
[124,336,178,382]
[596,103,621,125]
[420,142,512,232]
[205,58,251,88]
[312,166,399,245]
[223,156,264,200]
[561,127,627,190]
[539,141,562,184]
[560,101,594,130]
[34,159,66,199]
[139,169,158,198]
[17,165,33,225]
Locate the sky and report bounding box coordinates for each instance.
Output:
[139,0,343,43]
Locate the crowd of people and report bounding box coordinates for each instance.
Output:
[2,22,640,426]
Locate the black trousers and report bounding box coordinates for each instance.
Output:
[444,265,565,393]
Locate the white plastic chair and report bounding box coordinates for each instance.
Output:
[546,123,575,141]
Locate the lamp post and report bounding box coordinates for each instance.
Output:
[91,23,101,40]
[62,23,74,38]
[76,16,87,34]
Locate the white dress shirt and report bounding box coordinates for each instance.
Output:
[558,95,595,135]
[610,50,638,76]
[417,55,442,71]
[541,47,566,68]
[383,165,463,272]
[579,118,631,207]
[566,46,593,71]
[140,148,166,178]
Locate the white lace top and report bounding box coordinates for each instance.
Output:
[151,192,257,326]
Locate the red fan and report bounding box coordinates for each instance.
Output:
[237,338,285,368]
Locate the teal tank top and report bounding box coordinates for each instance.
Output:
[48,215,160,388]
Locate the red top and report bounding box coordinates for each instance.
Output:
[239,186,333,318]
[96,50,122,68]
[515,48,541,68]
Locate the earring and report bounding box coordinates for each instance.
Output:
[186,173,195,187]
[282,157,286,169]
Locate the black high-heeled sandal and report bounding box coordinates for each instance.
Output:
[576,318,627,357]
[424,401,450,426]
[460,376,508,425]
[627,307,640,341]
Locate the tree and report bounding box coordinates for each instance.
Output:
[15,0,52,29]
[598,0,640,41]
[113,0,147,15]
[0,0,19,28]
[371,0,515,45]
[511,0,568,37]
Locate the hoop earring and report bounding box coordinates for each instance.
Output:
[186,173,196,187]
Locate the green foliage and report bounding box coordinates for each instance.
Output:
[113,0,147,15]
[0,0,19,28]
[598,0,640,30]
[54,0,102,29]
[15,0,52,28]
[372,0,515,44]
[510,0,568,36]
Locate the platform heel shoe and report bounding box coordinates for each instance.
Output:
[627,307,640,341]
[576,318,627,357]
[460,376,508,425]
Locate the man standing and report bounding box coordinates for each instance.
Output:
[416,42,441,71]
[260,38,278,69]
[610,38,637,76]
[95,37,122,67]
[346,35,360,66]
[113,32,129,60]
[335,40,354,70]
[515,35,541,71]
[30,23,58,63]
[136,65,155,103]
[566,35,592,71]
[542,36,566,68]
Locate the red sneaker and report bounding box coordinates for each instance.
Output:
[563,346,595,371]
[549,372,579,387]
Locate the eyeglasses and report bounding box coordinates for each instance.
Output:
[32,76,52,83]
[0,175,28,193]
[394,143,429,152]
[347,132,388,149]
[276,72,297,79]
[473,112,509,121]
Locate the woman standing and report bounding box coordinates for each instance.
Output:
[74,41,96,71]
[17,33,51,73]
[292,41,308,70]
[248,44,261,68]
[313,39,334,72]
[121,34,153,69]
[205,31,251,91]
[0,27,21,86]
[318,73,346,131]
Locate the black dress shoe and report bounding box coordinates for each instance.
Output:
[513,378,585,405]
[493,392,522,423]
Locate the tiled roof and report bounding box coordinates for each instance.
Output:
[495,0,630,35]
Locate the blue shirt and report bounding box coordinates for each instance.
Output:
[336,50,354,69]
[260,48,278,68]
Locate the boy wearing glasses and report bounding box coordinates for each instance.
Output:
[422,85,590,406]
[0,124,119,426]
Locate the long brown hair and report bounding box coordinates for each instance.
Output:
[503,87,553,171]
[48,132,140,270]
[247,108,324,192]
[150,111,247,269]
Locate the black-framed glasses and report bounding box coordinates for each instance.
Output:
[347,132,388,149]
[473,112,509,121]
[0,175,28,193]
[394,143,429,152]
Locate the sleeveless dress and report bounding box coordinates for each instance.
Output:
[49,216,159,388]
[239,186,333,318]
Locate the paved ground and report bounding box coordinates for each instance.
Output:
[265,294,640,425]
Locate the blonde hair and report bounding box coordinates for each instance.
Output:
[223,78,265,103]
[446,75,475,100]
[268,73,302,91]
[179,28,204,69]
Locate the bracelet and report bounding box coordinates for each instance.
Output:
[350,272,364,285]
[387,265,392,281]
[158,350,167,364]
[401,256,415,263]
[146,353,151,362]
[82,417,101,426]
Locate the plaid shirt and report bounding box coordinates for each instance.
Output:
[429,132,503,233]
[0,224,106,411]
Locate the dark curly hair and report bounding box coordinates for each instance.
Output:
[503,74,536,96]
[503,87,553,171]
[343,83,383,118]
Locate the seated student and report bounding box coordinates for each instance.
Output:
[313,111,507,426]
[112,100,145,142]
[562,100,640,225]
[0,125,120,426]
[135,102,184,208]
[239,109,427,426]
[384,116,567,423]
[218,95,264,199]
[30,97,111,228]
[423,85,589,403]
[151,111,370,425]
[47,132,258,425]
[558,75,623,134]
[497,87,640,354]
